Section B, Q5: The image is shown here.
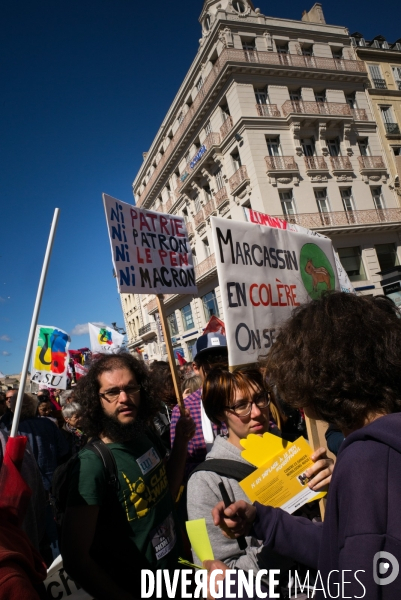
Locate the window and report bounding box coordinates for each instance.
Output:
[167,313,179,336]
[203,238,211,257]
[340,188,356,223]
[255,87,269,105]
[204,120,212,136]
[192,248,198,266]
[279,191,296,220]
[242,41,257,63]
[215,168,224,191]
[301,138,315,156]
[337,247,366,282]
[369,65,387,89]
[202,290,219,320]
[289,89,302,102]
[327,138,340,157]
[332,48,343,59]
[380,106,400,134]
[204,15,211,32]
[345,93,356,109]
[315,189,331,225]
[371,187,385,211]
[196,77,204,93]
[266,137,281,157]
[302,46,315,67]
[221,104,231,121]
[184,150,190,165]
[375,243,400,271]
[177,112,184,125]
[203,185,212,202]
[231,151,242,171]
[194,193,202,214]
[277,43,290,65]
[187,339,198,361]
[181,304,195,331]
[358,138,370,156]
[393,147,401,156]
[314,91,326,103]
[392,67,401,91]
[233,1,245,13]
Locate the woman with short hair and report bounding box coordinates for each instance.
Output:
[61,402,86,455]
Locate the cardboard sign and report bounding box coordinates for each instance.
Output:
[31,325,70,389]
[211,216,340,367]
[103,194,197,295]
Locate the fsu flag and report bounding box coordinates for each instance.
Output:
[31,325,70,389]
[88,323,125,354]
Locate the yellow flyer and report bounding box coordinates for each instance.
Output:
[239,435,326,514]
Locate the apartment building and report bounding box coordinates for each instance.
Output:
[350,32,401,195]
[123,1,401,362]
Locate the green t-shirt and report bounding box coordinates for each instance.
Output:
[67,429,181,594]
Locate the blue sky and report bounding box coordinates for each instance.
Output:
[1,0,399,375]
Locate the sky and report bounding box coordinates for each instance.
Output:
[1,0,399,376]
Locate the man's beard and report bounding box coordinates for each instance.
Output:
[100,404,149,443]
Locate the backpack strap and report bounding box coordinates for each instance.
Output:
[189,459,256,482]
[85,439,120,490]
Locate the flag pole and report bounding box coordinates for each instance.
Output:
[155,294,184,414]
[10,208,60,438]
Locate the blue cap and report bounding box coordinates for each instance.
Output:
[194,332,227,359]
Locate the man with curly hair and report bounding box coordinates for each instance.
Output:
[206,292,401,599]
[61,352,195,600]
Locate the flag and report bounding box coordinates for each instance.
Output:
[88,323,125,354]
[31,325,70,389]
[176,353,187,366]
[73,360,89,380]
[203,315,226,336]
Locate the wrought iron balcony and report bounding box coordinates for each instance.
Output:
[352,108,368,121]
[255,103,281,117]
[229,166,249,194]
[384,123,401,135]
[372,78,387,89]
[138,322,157,339]
[304,156,328,170]
[203,198,216,218]
[194,254,216,281]
[357,156,386,170]
[272,208,401,230]
[220,116,234,140]
[329,156,353,170]
[281,100,352,118]
[214,186,229,207]
[265,156,298,171]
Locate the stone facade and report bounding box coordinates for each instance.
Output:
[123,2,401,362]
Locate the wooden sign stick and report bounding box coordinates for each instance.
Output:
[155,294,184,414]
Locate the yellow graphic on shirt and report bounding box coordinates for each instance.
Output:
[122,463,169,522]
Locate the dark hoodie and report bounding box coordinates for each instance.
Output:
[224,413,401,599]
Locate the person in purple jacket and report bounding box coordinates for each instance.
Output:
[205,292,401,600]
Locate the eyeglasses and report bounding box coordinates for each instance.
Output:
[99,385,141,403]
[224,392,271,417]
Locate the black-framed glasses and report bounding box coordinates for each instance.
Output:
[224,392,271,417]
[99,385,141,403]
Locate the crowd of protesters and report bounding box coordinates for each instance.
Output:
[0,291,401,599]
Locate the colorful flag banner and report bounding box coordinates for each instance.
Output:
[103,193,197,295]
[88,323,125,354]
[31,326,70,389]
[73,360,89,380]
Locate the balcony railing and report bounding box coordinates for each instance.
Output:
[372,78,387,89]
[384,123,401,135]
[136,49,366,206]
[265,156,298,171]
[203,198,216,218]
[195,254,216,281]
[138,322,157,337]
[185,221,194,236]
[272,208,401,230]
[215,186,229,207]
[329,156,353,170]
[174,132,221,201]
[220,116,234,140]
[194,208,205,228]
[397,81,401,91]
[352,108,368,121]
[358,156,386,170]
[256,103,281,117]
[304,156,328,170]
[282,100,352,117]
[229,166,249,193]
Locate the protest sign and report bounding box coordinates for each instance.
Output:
[244,208,354,294]
[103,194,197,295]
[31,325,70,389]
[88,323,125,354]
[211,216,340,368]
[45,555,91,600]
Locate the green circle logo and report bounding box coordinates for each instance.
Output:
[300,243,335,299]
